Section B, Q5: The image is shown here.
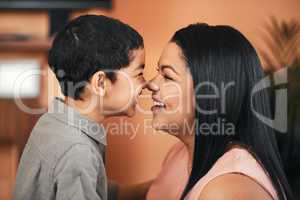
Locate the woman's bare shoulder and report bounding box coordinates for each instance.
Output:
[198,173,274,200]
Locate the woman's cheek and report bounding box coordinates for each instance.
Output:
[163,88,182,112]
[166,97,180,112]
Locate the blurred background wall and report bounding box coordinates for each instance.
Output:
[0,0,299,199]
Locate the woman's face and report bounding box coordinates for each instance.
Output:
[148,42,195,135]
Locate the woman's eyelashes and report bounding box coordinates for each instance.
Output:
[156,67,174,81]
[164,74,173,81]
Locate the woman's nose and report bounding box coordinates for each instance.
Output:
[147,76,160,92]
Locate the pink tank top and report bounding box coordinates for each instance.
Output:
[146,142,278,200]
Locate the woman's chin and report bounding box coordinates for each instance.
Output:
[152,118,177,135]
[152,119,159,130]
[152,117,164,131]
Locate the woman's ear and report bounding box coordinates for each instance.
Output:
[91,71,107,97]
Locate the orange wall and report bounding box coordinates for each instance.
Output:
[0,0,300,186]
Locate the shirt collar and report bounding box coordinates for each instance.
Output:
[48,97,107,146]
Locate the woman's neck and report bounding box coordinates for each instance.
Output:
[178,133,195,173]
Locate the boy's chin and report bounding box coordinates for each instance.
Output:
[124,106,136,117]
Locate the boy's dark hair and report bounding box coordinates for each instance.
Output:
[48,15,144,100]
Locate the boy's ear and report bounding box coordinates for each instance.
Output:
[91,71,107,97]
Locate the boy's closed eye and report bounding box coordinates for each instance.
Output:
[136,72,144,77]
[133,64,145,77]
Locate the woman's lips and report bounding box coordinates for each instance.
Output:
[151,95,166,114]
[151,100,166,114]
[151,105,163,114]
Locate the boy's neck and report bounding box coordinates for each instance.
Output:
[64,97,105,123]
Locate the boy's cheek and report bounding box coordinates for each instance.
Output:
[107,78,140,113]
[115,89,134,109]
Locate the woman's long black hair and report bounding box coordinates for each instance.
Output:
[171,24,294,200]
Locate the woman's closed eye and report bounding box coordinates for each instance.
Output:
[164,74,173,81]
[163,69,177,81]
[157,66,176,81]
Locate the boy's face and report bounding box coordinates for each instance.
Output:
[103,48,146,117]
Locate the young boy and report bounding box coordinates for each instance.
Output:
[13,15,147,200]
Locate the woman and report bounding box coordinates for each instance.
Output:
[146,23,294,200]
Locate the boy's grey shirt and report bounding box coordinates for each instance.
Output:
[13,97,111,200]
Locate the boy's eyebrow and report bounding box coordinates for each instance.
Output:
[134,63,145,71]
